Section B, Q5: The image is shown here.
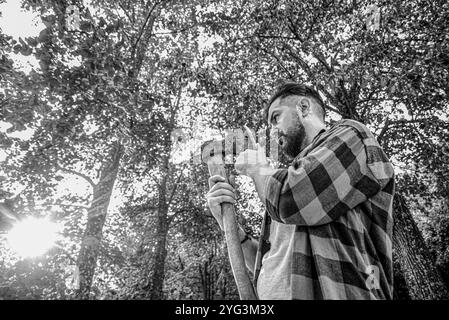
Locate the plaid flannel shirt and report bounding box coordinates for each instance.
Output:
[253,119,395,300]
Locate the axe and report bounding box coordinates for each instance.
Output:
[200,126,259,300]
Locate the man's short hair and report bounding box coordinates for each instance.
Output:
[264,82,326,122]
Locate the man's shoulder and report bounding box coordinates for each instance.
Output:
[300,119,379,159]
[331,119,374,138]
[332,119,373,136]
[331,119,395,185]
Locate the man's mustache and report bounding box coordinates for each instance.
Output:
[270,129,286,139]
[276,132,288,147]
[270,130,295,148]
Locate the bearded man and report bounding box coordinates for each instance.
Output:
[206,83,395,299]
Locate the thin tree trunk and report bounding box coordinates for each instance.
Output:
[208,260,212,299]
[199,264,206,299]
[147,208,169,299]
[75,142,123,299]
[145,164,170,300]
[143,81,184,299]
[393,193,449,299]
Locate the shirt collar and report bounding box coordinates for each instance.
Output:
[312,128,326,144]
[295,128,327,160]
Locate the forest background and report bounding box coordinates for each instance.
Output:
[0,0,448,300]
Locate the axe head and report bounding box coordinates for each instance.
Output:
[194,131,256,165]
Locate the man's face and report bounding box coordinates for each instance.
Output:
[268,96,306,160]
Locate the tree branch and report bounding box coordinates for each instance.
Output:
[56,164,96,188]
[389,118,434,126]
[359,88,380,120]
[322,101,342,115]
[315,83,343,115]
[0,97,11,108]
[258,45,294,79]
[377,118,391,144]
[118,2,134,23]
[131,1,160,58]
[51,203,90,211]
[255,34,297,41]
[172,78,184,114]
[0,203,19,224]
[167,164,188,207]
[358,97,405,104]
[284,45,312,77]
[151,24,197,36]
[286,16,304,43]
[313,52,333,73]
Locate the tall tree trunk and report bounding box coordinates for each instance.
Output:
[200,257,216,300]
[145,165,170,300]
[72,2,154,295]
[392,250,412,299]
[146,207,169,299]
[143,83,183,299]
[393,193,449,299]
[76,142,123,299]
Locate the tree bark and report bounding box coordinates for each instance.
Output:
[75,142,123,299]
[73,3,163,299]
[144,157,170,300]
[146,202,169,299]
[393,193,449,299]
[392,252,412,300]
[199,256,217,300]
[142,83,184,299]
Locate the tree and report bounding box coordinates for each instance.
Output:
[2,0,206,299]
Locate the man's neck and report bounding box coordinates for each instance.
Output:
[302,122,326,150]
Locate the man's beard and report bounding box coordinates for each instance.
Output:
[278,117,306,160]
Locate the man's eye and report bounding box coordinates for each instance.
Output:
[273,114,279,123]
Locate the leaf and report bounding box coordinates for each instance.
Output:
[20,45,33,56]
[79,21,93,32]
[38,28,50,43]
[41,15,56,28]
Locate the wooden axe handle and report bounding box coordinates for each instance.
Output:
[207,155,257,300]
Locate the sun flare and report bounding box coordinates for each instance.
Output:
[6,217,62,258]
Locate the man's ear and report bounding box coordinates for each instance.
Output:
[296,98,311,118]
